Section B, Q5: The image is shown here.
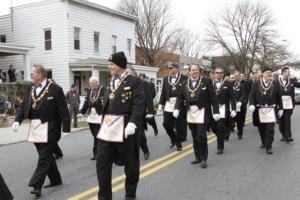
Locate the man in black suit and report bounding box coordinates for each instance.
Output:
[211,67,236,154]
[232,70,247,139]
[175,64,219,168]
[145,77,158,136]
[77,76,104,160]
[96,52,144,200]
[12,64,70,197]
[158,62,188,151]
[240,73,253,126]
[277,67,300,142]
[249,66,283,154]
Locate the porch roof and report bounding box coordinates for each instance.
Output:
[0,43,33,56]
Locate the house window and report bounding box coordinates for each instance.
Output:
[0,35,6,43]
[94,32,100,53]
[127,39,132,57]
[74,27,81,50]
[44,29,51,50]
[112,35,117,53]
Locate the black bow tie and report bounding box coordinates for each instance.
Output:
[34,83,42,89]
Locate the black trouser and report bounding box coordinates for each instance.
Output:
[241,103,247,127]
[178,110,187,142]
[88,123,101,157]
[188,123,208,161]
[28,141,62,188]
[97,136,139,200]
[225,117,234,140]
[278,109,293,139]
[163,111,182,148]
[53,143,63,157]
[140,129,149,154]
[146,117,158,133]
[235,111,245,137]
[0,173,13,200]
[212,119,226,150]
[258,123,275,149]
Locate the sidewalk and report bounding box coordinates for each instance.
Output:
[0,117,88,146]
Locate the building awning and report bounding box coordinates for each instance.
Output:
[0,43,33,56]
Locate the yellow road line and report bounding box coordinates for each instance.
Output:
[88,137,217,200]
[69,117,252,200]
[68,134,215,200]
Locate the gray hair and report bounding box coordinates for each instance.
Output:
[126,65,137,77]
[32,64,47,78]
[89,76,99,83]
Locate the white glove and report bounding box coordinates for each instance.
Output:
[249,105,256,112]
[146,114,154,118]
[213,114,220,121]
[173,109,180,118]
[77,113,83,118]
[158,104,163,112]
[278,110,284,118]
[237,102,242,108]
[125,122,137,138]
[230,111,237,118]
[12,122,20,132]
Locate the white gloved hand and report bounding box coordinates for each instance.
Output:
[146,114,154,118]
[230,111,237,118]
[278,110,284,118]
[125,122,137,138]
[249,105,256,112]
[12,122,20,132]
[173,109,180,118]
[213,114,220,121]
[237,102,242,108]
[157,104,163,112]
[77,113,83,118]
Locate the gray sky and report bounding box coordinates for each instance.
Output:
[1,0,300,60]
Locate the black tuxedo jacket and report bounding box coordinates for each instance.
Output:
[15,80,71,141]
[213,80,236,111]
[277,78,300,107]
[233,81,247,104]
[80,87,104,115]
[102,75,145,127]
[159,74,188,106]
[175,77,219,124]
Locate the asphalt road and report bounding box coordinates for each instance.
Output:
[1,106,300,200]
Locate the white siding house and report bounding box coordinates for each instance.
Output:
[0,0,158,94]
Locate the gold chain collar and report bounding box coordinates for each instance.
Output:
[90,87,102,104]
[168,73,181,90]
[31,79,53,108]
[109,73,130,100]
[279,77,290,91]
[233,81,241,90]
[187,76,203,97]
[260,79,273,94]
[214,79,224,95]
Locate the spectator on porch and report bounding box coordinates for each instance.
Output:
[8,64,16,83]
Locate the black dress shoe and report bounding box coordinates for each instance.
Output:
[260,144,265,149]
[200,160,207,168]
[238,135,243,140]
[144,152,150,160]
[91,156,96,160]
[280,137,286,142]
[266,148,273,154]
[31,187,41,197]
[125,197,136,200]
[169,143,175,149]
[190,159,201,165]
[176,146,182,151]
[43,181,62,188]
[286,137,294,143]
[154,131,158,136]
[216,149,223,154]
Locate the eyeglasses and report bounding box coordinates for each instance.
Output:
[215,72,223,74]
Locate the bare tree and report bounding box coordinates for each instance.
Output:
[205,1,289,76]
[118,0,182,67]
[171,28,206,58]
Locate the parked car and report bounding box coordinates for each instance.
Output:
[294,88,300,104]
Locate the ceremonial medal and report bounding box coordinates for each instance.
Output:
[109,93,115,100]
[32,102,37,109]
[263,91,267,95]
[284,88,288,91]
[172,86,176,90]
[191,92,195,97]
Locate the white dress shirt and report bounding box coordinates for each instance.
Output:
[35,79,47,96]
